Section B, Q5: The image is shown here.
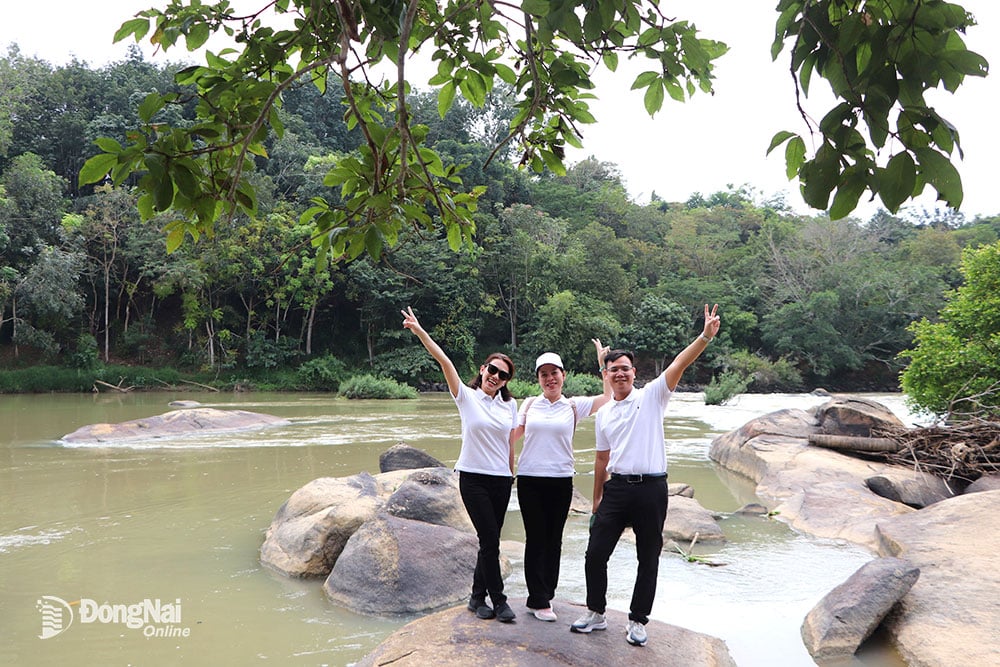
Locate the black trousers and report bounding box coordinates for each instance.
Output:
[584,475,668,624]
[517,475,573,610]
[459,471,512,606]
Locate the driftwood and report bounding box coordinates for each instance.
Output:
[93,379,134,393]
[177,378,220,392]
[808,434,901,453]
[875,419,1000,483]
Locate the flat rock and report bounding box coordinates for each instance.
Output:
[61,407,290,443]
[355,598,736,666]
[874,490,1000,667]
[664,495,725,545]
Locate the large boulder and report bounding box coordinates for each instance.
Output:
[865,472,956,508]
[379,443,445,472]
[384,467,473,532]
[260,472,385,577]
[964,474,1000,494]
[260,467,471,577]
[813,396,906,436]
[801,557,920,661]
[874,490,1000,667]
[355,599,737,666]
[324,513,480,615]
[61,407,290,443]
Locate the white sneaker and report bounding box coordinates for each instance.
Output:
[532,607,558,622]
[626,619,647,646]
[570,610,607,633]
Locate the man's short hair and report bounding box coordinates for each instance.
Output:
[605,349,634,366]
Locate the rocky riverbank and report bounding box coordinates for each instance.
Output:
[709,396,1000,665]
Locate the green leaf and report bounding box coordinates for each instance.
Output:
[94,137,123,154]
[78,153,117,186]
[602,51,619,72]
[766,130,797,155]
[784,136,806,180]
[171,163,199,199]
[539,149,565,176]
[877,152,917,212]
[643,81,665,115]
[446,222,462,250]
[364,226,382,259]
[494,63,517,84]
[437,81,456,118]
[829,168,867,220]
[137,192,155,221]
[114,18,150,43]
[800,145,840,210]
[631,71,659,90]
[521,0,548,17]
[138,93,166,123]
[186,22,211,51]
[165,228,185,254]
[915,148,963,208]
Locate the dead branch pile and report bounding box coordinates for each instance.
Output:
[874,418,1000,483]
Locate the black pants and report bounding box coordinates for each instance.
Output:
[459,471,512,606]
[517,475,573,610]
[584,475,668,624]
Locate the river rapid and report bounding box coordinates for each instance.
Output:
[0,391,921,666]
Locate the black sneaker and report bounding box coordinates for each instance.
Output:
[468,595,486,613]
[475,603,496,620]
[494,602,516,623]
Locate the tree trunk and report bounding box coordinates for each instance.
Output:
[11,296,18,358]
[205,319,215,368]
[103,267,111,362]
[305,303,316,356]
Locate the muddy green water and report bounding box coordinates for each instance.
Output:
[0,391,914,666]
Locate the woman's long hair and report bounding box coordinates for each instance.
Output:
[468,352,515,401]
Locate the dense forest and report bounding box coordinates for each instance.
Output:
[2,46,998,394]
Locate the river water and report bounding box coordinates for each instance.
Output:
[0,391,920,666]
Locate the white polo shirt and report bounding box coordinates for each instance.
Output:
[453,384,518,476]
[594,373,672,475]
[517,394,597,477]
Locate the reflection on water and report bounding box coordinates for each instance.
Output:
[0,391,915,665]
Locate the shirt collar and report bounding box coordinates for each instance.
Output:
[476,388,503,403]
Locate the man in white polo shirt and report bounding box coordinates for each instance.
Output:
[571,304,720,647]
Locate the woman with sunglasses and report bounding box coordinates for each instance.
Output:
[508,340,611,622]
[402,306,519,623]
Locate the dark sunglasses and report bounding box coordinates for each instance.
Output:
[485,363,511,381]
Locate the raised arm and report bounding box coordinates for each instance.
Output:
[663,304,721,391]
[588,337,614,415]
[401,306,462,398]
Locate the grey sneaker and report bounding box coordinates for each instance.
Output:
[570,610,607,633]
[626,619,647,646]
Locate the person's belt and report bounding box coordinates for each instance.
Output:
[609,472,667,483]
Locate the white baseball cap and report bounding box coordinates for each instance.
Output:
[534,352,564,372]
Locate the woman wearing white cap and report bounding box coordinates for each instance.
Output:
[509,340,611,622]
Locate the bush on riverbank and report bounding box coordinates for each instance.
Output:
[340,374,419,399]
